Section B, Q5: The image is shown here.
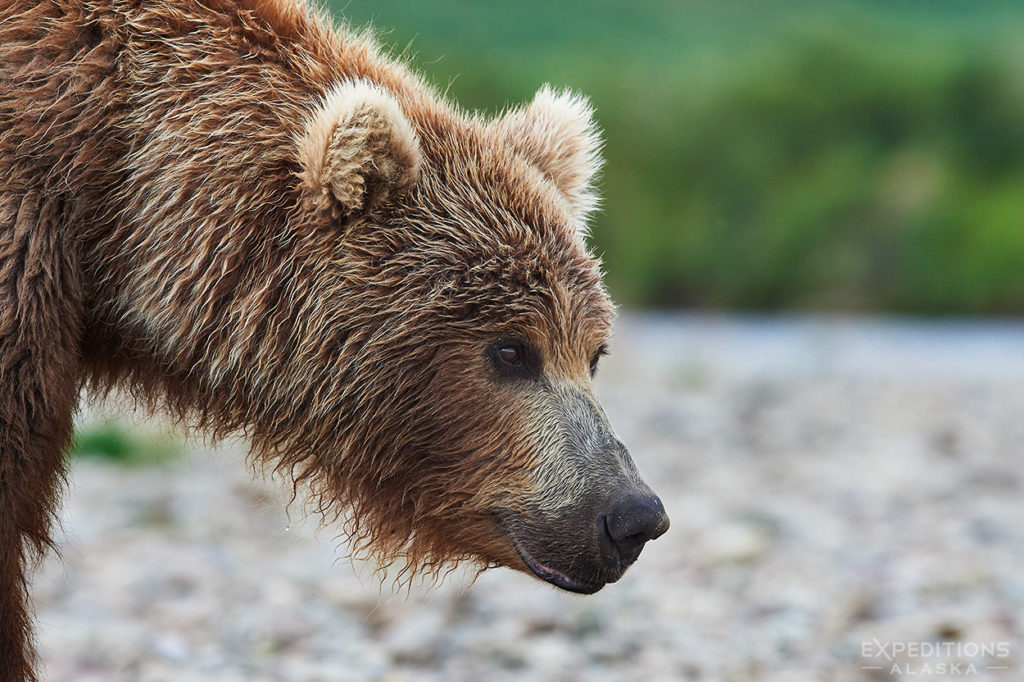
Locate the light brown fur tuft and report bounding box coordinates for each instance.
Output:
[494,85,605,231]
[297,80,422,216]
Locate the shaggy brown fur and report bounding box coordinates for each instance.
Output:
[0,2,667,680]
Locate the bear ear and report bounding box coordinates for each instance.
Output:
[297,80,421,216]
[494,85,604,225]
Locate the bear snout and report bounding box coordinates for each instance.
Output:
[599,493,670,571]
[500,483,670,594]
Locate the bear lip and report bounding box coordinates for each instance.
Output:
[512,542,605,595]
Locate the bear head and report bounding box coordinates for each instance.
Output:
[291,79,669,593]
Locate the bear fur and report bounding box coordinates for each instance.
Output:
[0,1,667,680]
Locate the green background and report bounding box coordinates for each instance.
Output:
[326,1,1024,314]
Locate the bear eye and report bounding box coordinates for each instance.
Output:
[589,345,608,377]
[488,338,540,380]
[499,345,521,366]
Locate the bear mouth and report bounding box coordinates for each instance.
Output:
[511,541,606,594]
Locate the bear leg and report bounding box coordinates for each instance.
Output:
[0,191,83,682]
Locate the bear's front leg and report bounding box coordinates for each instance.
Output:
[0,191,84,682]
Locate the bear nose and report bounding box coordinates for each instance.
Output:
[602,494,670,569]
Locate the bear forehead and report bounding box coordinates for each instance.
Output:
[350,211,612,344]
[368,227,610,316]
[451,248,614,350]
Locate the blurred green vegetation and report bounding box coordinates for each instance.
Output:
[71,421,179,464]
[330,0,1024,313]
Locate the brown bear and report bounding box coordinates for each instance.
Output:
[0,1,669,679]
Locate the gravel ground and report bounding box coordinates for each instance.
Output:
[32,314,1024,681]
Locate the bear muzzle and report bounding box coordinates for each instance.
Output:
[492,387,671,592]
[600,492,670,571]
[500,484,670,594]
